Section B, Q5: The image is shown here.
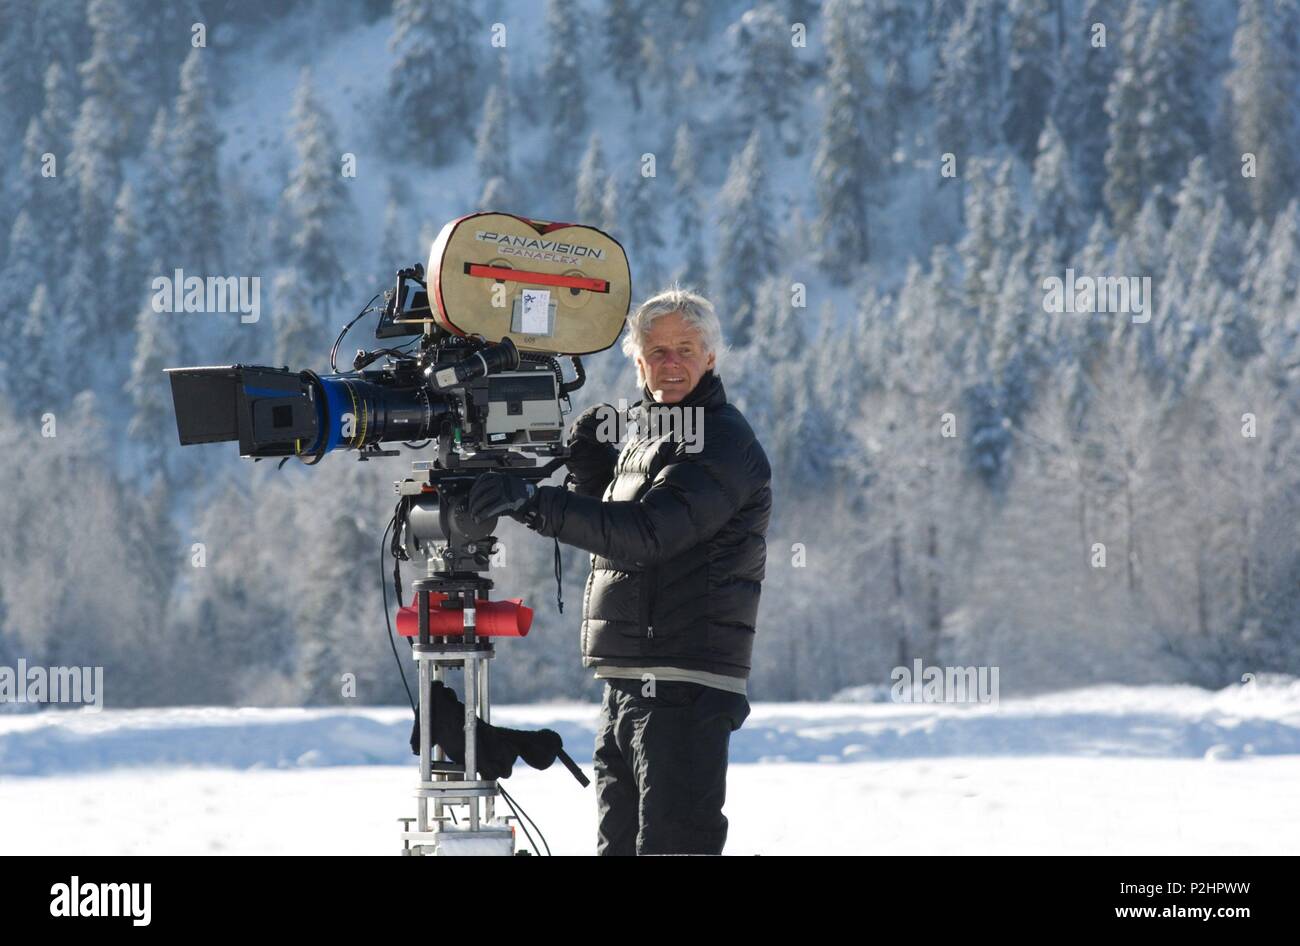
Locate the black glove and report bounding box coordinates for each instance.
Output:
[565,404,619,491]
[467,471,539,523]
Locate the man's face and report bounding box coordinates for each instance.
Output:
[635,311,716,404]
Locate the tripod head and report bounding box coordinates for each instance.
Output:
[396,454,566,577]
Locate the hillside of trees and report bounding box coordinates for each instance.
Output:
[0,0,1296,706]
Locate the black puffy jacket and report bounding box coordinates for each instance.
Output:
[529,370,772,680]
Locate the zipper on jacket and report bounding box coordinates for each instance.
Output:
[642,565,657,640]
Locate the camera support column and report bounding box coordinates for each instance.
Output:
[401,576,514,856]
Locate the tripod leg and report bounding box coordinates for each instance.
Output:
[417,655,431,832]
[465,660,480,830]
[480,657,494,823]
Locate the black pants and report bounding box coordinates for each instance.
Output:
[594,677,750,856]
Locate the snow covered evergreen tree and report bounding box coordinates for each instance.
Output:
[714,129,779,345]
[70,0,137,250]
[1223,0,1300,221]
[574,133,607,224]
[0,0,43,133]
[272,267,323,369]
[933,0,1003,159]
[728,2,804,154]
[544,0,589,178]
[1052,0,1116,218]
[1135,0,1211,220]
[126,300,180,473]
[282,69,354,319]
[603,0,647,110]
[15,283,65,409]
[669,122,709,292]
[621,165,665,291]
[387,0,483,167]
[475,61,512,208]
[1030,118,1085,256]
[1102,0,1147,230]
[813,0,877,279]
[600,173,619,236]
[0,210,42,337]
[1002,0,1054,163]
[106,183,148,349]
[171,48,225,273]
[138,108,176,273]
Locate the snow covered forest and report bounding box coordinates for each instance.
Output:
[0,0,1296,708]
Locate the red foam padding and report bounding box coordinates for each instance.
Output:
[396,592,533,638]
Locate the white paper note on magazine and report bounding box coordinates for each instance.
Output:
[521,289,550,334]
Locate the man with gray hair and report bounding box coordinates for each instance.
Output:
[468,285,772,855]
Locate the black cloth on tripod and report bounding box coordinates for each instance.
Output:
[409,680,590,787]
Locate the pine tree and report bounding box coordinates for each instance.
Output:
[865,0,919,158]
[1102,0,1146,230]
[63,248,108,360]
[934,0,1002,158]
[544,0,588,176]
[927,0,966,42]
[106,183,148,348]
[479,176,512,213]
[39,61,75,166]
[126,300,180,471]
[1196,196,1258,360]
[604,0,647,110]
[282,69,354,318]
[15,283,65,408]
[172,48,224,272]
[0,210,42,336]
[1053,0,1116,217]
[813,0,877,279]
[1031,118,1085,255]
[31,62,78,275]
[1224,0,1300,221]
[622,167,665,291]
[600,174,619,236]
[296,510,374,705]
[1165,155,1219,278]
[641,0,709,113]
[715,129,778,344]
[13,116,46,252]
[669,122,709,292]
[387,0,482,167]
[475,63,512,206]
[729,2,804,153]
[138,108,176,272]
[69,0,137,248]
[272,267,322,368]
[1136,0,1210,219]
[1002,0,1055,163]
[378,177,412,280]
[1246,198,1300,349]
[574,133,607,223]
[136,0,200,103]
[0,0,42,133]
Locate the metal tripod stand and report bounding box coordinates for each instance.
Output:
[395,458,560,855]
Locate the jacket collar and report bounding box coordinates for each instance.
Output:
[636,369,727,416]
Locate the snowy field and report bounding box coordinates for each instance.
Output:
[2,682,1298,856]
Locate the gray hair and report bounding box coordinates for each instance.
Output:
[621,284,727,381]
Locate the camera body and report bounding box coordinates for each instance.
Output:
[165,213,629,467]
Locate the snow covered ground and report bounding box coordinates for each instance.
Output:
[2,682,1298,855]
